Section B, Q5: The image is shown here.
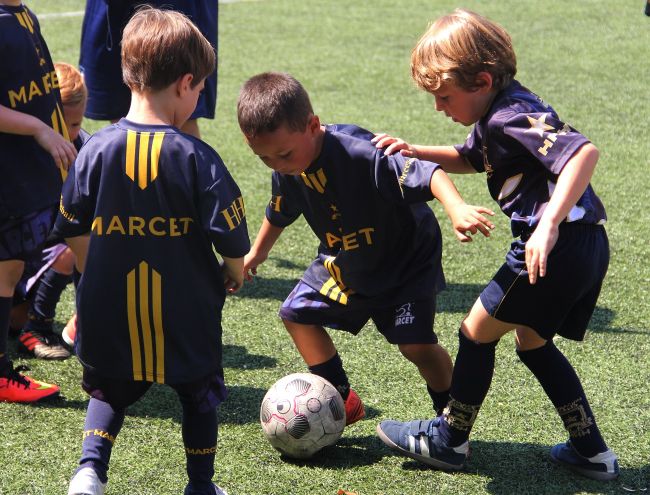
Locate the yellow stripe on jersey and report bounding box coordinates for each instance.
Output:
[150,132,165,183]
[51,104,71,180]
[300,170,327,193]
[320,257,354,305]
[126,130,137,182]
[22,11,35,33]
[14,12,27,29]
[315,168,327,191]
[138,132,150,190]
[300,172,313,190]
[126,262,166,383]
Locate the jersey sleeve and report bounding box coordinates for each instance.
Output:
[374,150,438,203]
[501,112,590,175]
[265,172,302,227]
[454,128,485,173]
[198,161,250,259]
[52,147,97,238]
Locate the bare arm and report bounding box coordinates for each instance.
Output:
[0,104,77,169]
[222,256,245,293]
[525,143,599,284]
[429,169,495,242]
[243,217,285,281]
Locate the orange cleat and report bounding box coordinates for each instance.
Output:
[0,362,60,403]
[344,389,366,425]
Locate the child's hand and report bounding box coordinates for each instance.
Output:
[34,125,77,170]
[372,133,417,158]
[524,221,559,284]
[448,204,495,242]
[243,251,268,282]
[223,264,244,294]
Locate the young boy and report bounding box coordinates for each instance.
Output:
[16,62,90,360]
[0,0,77,402]
[373,8,618,481]
[237,72,495,425]
[53,8,249,495]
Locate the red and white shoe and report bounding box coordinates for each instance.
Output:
[344,389,366,425]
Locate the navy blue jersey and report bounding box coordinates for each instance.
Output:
[80,0,217,120]
[266,124,445,308]
[0,4,65,219]
[455,80,606,238]
[53,119,249,384]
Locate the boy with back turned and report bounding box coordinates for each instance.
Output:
[54,8,249,495]
[238,72,495,425]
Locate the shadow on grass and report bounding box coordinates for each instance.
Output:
[276,434,387,468]
[393,439,648,495]
[222,344,277,370]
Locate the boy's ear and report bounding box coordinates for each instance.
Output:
[176,73,194,95]
[475,72,493,92]
[307,114,321,133]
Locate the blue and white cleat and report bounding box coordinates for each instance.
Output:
[551,441,619,481]
[376,418,468,470]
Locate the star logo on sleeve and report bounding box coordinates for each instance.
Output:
[524,113,555,138]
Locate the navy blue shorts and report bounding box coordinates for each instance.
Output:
[80,0,217,121]
[0,207,56,262]
[480,223,609,341]
[279,281,439,345]
[82,367,227,413]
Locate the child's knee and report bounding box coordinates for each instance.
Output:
[398,343,437,365]
[51,247,75,275]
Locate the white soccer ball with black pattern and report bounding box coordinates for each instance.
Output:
[260,372,346,459]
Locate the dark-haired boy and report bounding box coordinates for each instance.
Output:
[54,8,248,495]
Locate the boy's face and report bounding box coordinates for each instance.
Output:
[176,76,205,128]
[431,77,495,126]
[63,103,85,142]
[245,115,323,176]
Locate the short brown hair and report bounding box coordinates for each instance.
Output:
[54,62,87,107]
[237,72,314,138]
[121,7,215,92]
[411,9,516,93]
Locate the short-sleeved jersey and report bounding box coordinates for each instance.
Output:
[0,4,66,219]
[455,80,606,238]
[79,0,217,120]
[266,124,445,308]
[53,119,250,384]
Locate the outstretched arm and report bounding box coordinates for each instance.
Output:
[525,143,599,284]
[429,169,495,242]
[243,217,285,281]
[372,133,476,174]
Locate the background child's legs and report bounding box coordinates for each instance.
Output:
[398,343,452,415]
[283,320,337,366]
[0,260,25,367]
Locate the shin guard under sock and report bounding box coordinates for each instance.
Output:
[182,405,218,492]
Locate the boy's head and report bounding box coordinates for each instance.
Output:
[237,72,323,175]
[121,7,215,94]
[54,62,87,141]
[411,9,516,94]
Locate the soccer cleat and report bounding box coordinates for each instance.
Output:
[62,314,78,348]
[550,440,619,481]
[344,389,365,425]
[18,328,71,360]
[376,418,469,470]
[0,362,60,403]
[68,466,106,495]
[183,482,228,495]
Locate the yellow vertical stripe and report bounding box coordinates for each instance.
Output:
[149,132,165,183]
[127,269,143,380]
[300,173,313,190]
[15,13,27,29]
[22,11,34,32]
[51,108,68,180]
[152,270,165,383]
[308,173,325,193]
[126,130,137,181]
[316,168,327,190]
[138,262,154,381]
[138,132,150,190]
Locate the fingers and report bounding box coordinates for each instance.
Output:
[455,230,473,243]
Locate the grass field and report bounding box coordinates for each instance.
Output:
[1,1,649,494]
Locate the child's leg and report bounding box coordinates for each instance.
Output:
[0,260,26,367]
[515,329,607,456]
[398,343,452,415]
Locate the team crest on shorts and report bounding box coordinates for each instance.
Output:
[394,303,415,326]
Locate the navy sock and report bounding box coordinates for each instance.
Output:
[308,352,350,400]
[439,329,498,447]
[25,269,71,333]
[517,341,607,456]
[79,398,125,483]
[0,296,12,370]
[182,405,217,493]
[427,385,450,416]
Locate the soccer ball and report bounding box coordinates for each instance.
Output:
[260,373,346,459]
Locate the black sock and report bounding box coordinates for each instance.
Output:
[308,352,350,400]
[0,296,12,371]
[182,404,217,492]
[25,269,71,333]
[427,385,450,416]
[517,341,607,456]
[79,398,125,483]
[439,329,498,447]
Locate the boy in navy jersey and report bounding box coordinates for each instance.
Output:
[374,8,618,481]
[15,62,89,361]
[237,72,495,426]
[54,8,248,495]
[0,0,77,403]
